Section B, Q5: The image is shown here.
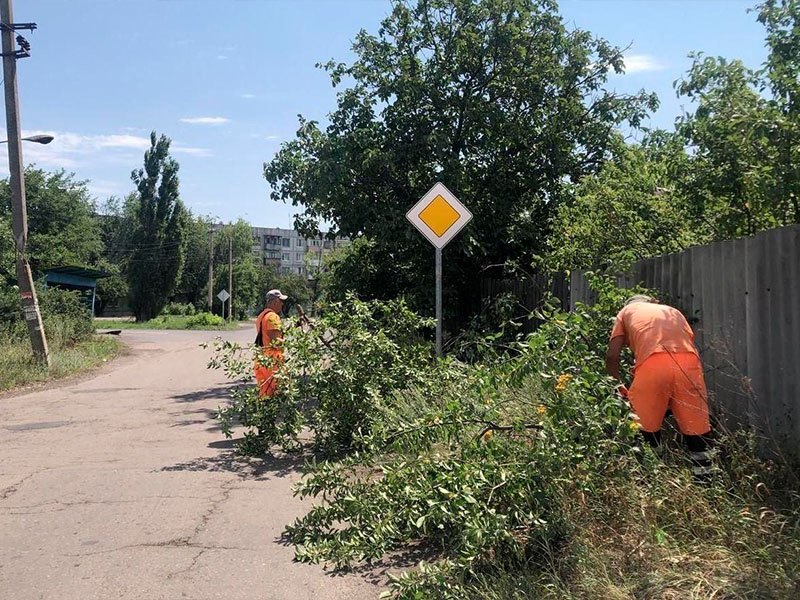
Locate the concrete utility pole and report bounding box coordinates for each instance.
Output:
[227,232,233,321]
[1,0,49,366]
[207,227,214,314]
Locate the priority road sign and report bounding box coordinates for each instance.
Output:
[406,182,472,358]
[406,182,472,249]
[217,289,230,303]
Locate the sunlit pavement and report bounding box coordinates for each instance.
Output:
[0,329,383,600]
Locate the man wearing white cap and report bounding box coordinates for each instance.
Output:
[254,289,288,398]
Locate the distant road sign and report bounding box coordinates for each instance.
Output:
[406,182,472,249]
[217,289,230,303]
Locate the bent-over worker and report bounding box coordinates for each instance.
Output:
[254,289,288,398]
[606,295,716,479]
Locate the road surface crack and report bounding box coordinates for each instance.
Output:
[64,541,247,558]
[0,468,49,501]
[0,494,216,514]
[174,478,236,546]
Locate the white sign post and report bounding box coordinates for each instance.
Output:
[217,289,230,318]
[406,182,472,357]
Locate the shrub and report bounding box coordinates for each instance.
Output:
[186,312,224,328]
[211,296,437,455]
[281,284,640,595]
[162,301,196,316]
[38,286,94,346]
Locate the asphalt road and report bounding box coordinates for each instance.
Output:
[0,328,384,600]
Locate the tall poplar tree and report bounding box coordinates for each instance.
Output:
[128,132,186,321]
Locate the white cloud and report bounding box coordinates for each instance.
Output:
[173,145,213,157]
[0,130,214,200]
[623,54,666,74]
[241,93,256,99]
[87,179,127,198]
[217,55,229,60]
[95,134,152,150]
[0,129,211,191]
[179,116,230,125]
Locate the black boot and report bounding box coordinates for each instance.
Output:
[685,432,719,484]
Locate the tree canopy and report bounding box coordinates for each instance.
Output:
[265,0,657,318]
[0,168,102,273]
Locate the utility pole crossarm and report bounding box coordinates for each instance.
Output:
[0,21,35,59]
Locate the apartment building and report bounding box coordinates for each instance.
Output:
[250,226,350,278]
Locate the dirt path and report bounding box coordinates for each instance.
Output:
[0,329,384,600]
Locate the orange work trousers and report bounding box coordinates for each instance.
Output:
[254,349,283,398]
[628,351,710,436]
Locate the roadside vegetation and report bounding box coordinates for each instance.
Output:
[0,287,122,391]
[95,312,240,331]
[211,279,799,599]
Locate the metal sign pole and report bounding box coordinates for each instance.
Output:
[435,246,442,358]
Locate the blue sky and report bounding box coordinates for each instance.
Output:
[7,0,769,229]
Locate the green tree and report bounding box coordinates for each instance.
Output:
[265,0,656,322]
[212,220,268,317]
[672,2,800,237]
[0,168,102,272]
[262,263,313,309]
[0,213,14,284]
[547,133,705,271]
[675,55,782,237]
[127,132,187,321]
[757,0,800,225]
[94,195,139,315]
[176,214,214,308]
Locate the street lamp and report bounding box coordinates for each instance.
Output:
[0,133,53,144]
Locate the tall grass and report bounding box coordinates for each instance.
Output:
[0,286,122,391]
[465,433,800,599]
[0,332,122,391]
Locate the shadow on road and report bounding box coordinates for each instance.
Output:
[276,533,437,586]
[171,383,240,403]
[168,407,221,430]
[159,440,306,481]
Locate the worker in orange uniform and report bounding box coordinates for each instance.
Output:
[254,289,288,398]
[606,295,716,479]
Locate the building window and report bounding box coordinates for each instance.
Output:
[283,238,290,247]
[282,253,290,261]
[297,239,304,247]
[296,253,303,261]
[263,235,282,248]
[297,266,305,274]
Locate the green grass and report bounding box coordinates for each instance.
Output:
[0,335,123,392]
[94,314,242,330]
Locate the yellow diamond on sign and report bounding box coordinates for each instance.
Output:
[418,195,460,237]
[407,182,471,249]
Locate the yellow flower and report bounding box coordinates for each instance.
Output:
[481,429,494,443]
[629,420,642,431]
[537,405,547,415]
[555,373,573,392]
